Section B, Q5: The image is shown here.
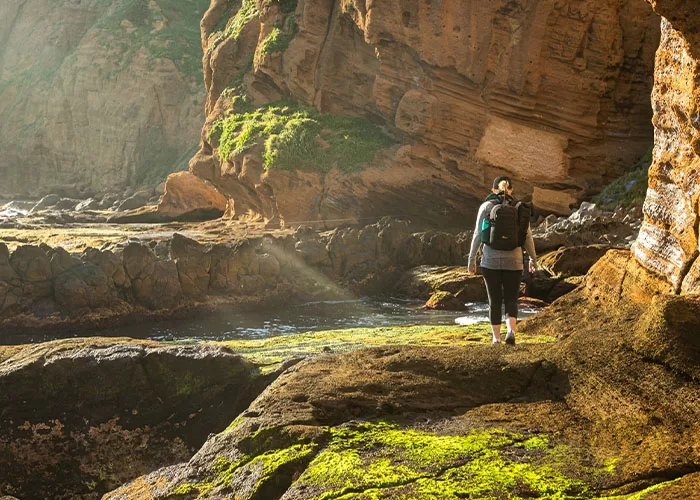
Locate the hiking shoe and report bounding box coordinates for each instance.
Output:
[492,338,501,344]
[505,331,516,345]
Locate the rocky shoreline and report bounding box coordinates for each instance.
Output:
[0,201,644,336]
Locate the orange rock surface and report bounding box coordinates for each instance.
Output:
[633,1,700,294]
[191,0,659,225]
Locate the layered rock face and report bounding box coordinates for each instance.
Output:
[632,2,700,295]
[192,0,659,225]
[0,0,208,197]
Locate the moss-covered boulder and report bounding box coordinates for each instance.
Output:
[424,290,467,311]
[396,266,487,301]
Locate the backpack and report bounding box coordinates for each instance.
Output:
[480,197,530,250]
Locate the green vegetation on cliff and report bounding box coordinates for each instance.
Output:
[207,0,259,54]
[593,148,652,209]
[96,0,210,80]
[209,102,397,172]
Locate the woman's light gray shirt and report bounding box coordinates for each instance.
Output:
[468,200,538,271]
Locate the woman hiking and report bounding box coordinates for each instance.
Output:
[467,175,538,345]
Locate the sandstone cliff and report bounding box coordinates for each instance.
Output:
[631,1,700,295]
[190,0,659,226]
[0,0,209,197]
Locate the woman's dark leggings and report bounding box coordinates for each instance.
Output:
[481,268,521,325]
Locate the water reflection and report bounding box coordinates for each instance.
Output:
[6,298,539,345]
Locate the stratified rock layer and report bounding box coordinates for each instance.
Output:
[632,2,700,294]
[192,0,659,224]
[0,0,208,197]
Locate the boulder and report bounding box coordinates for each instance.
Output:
[208,241,260,293]
[258,253,281,278]
[424,290,467,311]
[538,245,614,278]
[116,194,148,211]
[75,198,102,211]
[171,233,210,298]
[629,294,700,380]
[99,193,121,209]
[54,263,121,314]
[83,248,129,288]
[547,278,582,303]
[29,194,60,212]
[131,260,182,310]
[9,245,52,298]
[48,247,82,277]
[0,339,260,500]
[53,198,80,210]
[396,265,486,301]
[122,242,158,281]
[296,236,331,268]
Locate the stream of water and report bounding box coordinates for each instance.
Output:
[9,298,539,345]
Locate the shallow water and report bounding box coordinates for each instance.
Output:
[10,297,539,345]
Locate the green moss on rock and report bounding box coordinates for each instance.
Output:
[293,422,592,500]
[216,323,555,369]
[209,102,396,173]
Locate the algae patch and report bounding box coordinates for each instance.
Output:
[216,323,554,369]
[292,422,592,499]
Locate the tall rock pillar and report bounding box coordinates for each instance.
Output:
[633,2,700,294]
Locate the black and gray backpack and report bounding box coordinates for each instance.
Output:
[480,196,531,251]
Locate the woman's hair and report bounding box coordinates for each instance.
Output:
[492,175,512,192]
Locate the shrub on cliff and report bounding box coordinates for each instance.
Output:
[209,102,396,173]
[592,148,652,209]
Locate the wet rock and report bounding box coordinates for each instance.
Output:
[54,263,121,314]
[424,290,467,311]
[396,265,487,301]
[122,242,158,281]
[48,247,82,277]
[83,248,129,288]
[9,245,52,298]
[0,339,260,500]
[171,234,210,298]
[131,260,182,310]
[258,253,281,278]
